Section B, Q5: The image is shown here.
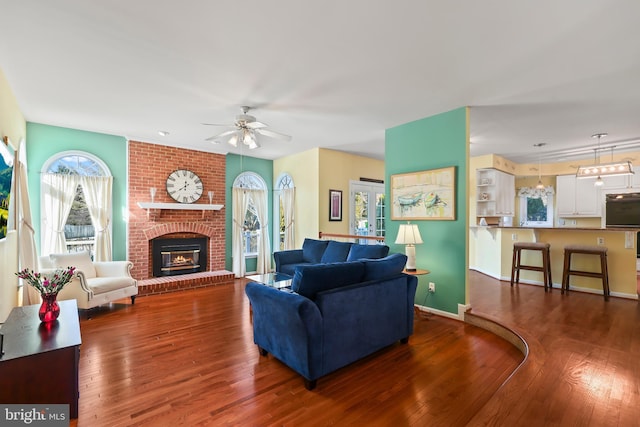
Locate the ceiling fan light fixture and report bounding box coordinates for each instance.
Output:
[227,133,238,147]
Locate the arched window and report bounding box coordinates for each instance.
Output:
[231,172,271,277]
[41,151,113,260]
[274,173,295,251]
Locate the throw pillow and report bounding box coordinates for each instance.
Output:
[320,241,353,263]
[302,238,330,263]
[346,244,390,261]
[292,261,365,300]
[49,250,96,279]
[362,253,407,281]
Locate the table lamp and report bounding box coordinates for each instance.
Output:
[395,223,423,271]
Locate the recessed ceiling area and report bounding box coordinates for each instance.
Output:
[1,1,639,164]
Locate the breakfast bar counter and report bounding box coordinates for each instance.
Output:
[470,226,639,298]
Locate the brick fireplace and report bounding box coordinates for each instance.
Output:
[128,141,233,294]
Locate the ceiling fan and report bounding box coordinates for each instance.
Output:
[204,106,292,150]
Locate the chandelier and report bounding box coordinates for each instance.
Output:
[576,133,634,185]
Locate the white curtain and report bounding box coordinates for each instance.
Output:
[41,173,79,256]
[80,175,113,261]
[249,189,271,274]
[232,187,249,278]
[15,141,40,305]
[282,187,295,250]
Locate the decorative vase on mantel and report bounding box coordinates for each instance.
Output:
[39,292,60,323]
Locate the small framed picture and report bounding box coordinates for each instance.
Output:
[329,189,342,221]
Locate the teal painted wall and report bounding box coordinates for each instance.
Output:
[26,122,128,260]
[224,153,274,272]
[385,107,468,315]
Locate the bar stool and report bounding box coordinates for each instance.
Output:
[510,242,553,291]
[562,245,610,301]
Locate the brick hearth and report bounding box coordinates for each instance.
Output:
[137,271,235,297]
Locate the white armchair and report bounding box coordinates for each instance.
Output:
[39,251,138,310]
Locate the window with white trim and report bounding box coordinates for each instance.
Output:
[518,186,555,227]
[233,172,267,256]
[41,151,111,256]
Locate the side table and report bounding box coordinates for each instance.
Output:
[0,299,81,418]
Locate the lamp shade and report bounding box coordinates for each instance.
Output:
[395,224,423,245]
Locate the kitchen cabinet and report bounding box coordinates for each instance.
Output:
[556,174,601,217]
[476,168,515,218]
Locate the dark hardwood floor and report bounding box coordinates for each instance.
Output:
[69,272,640,426]
[71,278,522,426]
[467,271,640,426]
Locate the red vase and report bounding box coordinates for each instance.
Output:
[39,293,60,323]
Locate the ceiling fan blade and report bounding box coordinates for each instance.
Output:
[246,121,268,129]
[205,129,238,142]
[255,128,292,141]
[202,122,234,127]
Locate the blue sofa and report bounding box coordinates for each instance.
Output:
[245,253,417,389]
[273,238,390,276]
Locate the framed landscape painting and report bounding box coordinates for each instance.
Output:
[391,166,456,220]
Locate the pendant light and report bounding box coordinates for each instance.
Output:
[576,133,634,184]
[534,143,546,189]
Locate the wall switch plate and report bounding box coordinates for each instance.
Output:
[625,231,634,249]
[511,233,517,241]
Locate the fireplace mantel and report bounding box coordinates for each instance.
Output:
[137,202,224,211]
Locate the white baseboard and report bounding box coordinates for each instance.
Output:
[414,304,462,321]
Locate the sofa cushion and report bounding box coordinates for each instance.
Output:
[292,262,365,300]
[346,244,390,261]
[50,250,96,279]
[279,262,312,277]
[320,241,353,263]
[302,238,330,263]
[87,276,136,294]
[362,253,407,282]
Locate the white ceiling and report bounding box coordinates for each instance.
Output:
[1,1,640,165]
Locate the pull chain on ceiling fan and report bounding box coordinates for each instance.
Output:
[203,106,292,150]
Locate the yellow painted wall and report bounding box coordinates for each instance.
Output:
[274,148,320,248]
[0,67,26,321]
[0,68,26,145]
[318,148,384,235]
[274,148,384,247]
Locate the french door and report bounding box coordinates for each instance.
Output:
[349,181,385,244]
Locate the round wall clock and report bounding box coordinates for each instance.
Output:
[166,169,203,204]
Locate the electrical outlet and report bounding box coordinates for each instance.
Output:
[511,233,518,241]
[428,282,435,293]
[597,237,605,246]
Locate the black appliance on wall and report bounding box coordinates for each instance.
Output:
[605,193,640,257]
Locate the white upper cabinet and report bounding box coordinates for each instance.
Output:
[476,168,515,217]
[556,175,601,217]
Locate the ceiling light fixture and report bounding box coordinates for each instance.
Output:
[534,143,546,190]
[576,133,634,186]
[158,130,169,137]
